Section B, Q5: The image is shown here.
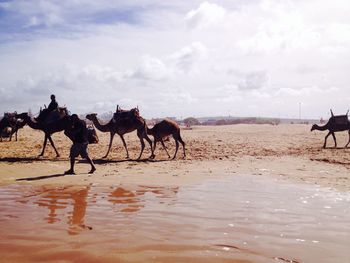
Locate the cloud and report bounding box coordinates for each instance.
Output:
[185,2,226,29]
[238,71,268,91]
[168,42,207,73]
[276,86,338,97]
[129,55,170,81]
[1,0,350,119]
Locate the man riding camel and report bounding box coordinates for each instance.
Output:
[36,94,59,122]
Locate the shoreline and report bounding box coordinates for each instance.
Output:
[1,156,349,192]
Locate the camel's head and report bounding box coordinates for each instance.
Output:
[311,124,317,131]
[16,119,26,129]
[86,113,97,121]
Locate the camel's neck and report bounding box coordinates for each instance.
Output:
[313,123,329,131]
[91,117,111,132]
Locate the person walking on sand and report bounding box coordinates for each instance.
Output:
[65,114,96,175]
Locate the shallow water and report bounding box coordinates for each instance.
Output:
[0,175,349,263]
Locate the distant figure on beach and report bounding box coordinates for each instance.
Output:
[311,109,350,148]
[65,114,96,175]
[36,94,59,122]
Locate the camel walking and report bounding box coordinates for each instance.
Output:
[311,109,350,148]
[0,112,16,142]
[16,108,71,157]
[147,119,186,159]
[1,118,26,142]
[86,108,153,159]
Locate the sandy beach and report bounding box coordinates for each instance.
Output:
[0,124,349,190]
[1,123,350,263]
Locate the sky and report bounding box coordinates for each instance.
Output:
[0,0,349,119]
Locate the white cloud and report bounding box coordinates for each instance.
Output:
[129,55,170,81]
[1,0,350,119]
[185,2,226,29]
[168,42,207,73]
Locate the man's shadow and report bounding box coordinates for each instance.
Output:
[16,173,66,181]
[0,157,64,163]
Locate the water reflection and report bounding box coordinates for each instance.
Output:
[12,184,179,235]
[0,176,349,263]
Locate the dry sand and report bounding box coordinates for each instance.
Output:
[0,124,349,191]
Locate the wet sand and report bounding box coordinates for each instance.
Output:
[0,175,349,263]
[0,124,350,262]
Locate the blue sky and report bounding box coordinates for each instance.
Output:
[0,0,350,119]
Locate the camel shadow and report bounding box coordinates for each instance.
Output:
[16,173,66,181]
[85,158,170,165]
[323,146,349,150]
[0,157,64,163]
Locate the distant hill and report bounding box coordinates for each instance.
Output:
[81,111,320,126]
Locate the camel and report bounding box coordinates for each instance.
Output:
[147,119,186,159]
[86,108,153,159]
[311,109,350,148]
[0,118,26,142]
[0,112,18,142]
[16,108,71,157]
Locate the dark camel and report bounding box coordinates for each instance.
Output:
[1,118,26,142]
[147,119,186,159]
[16,109,71,157]
[311,109,350,148]
[86,108,153,159]
[0,112,19,142]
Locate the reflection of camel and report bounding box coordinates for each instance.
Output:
[33,186,90,235]
[108,185,179,213]
[108,187,144,213]
[311,109,350,148]
[86,110,153,159]
[147,119,186,159]
[16,109,71,157]
[25,185,178,235]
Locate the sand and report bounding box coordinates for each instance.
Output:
[1,123,350,263]
[0,123,349,191]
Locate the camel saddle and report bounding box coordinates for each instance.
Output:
[3,112,17,125]
[332,115,349,125]
[113,106,140,123]
[39,107,69,124]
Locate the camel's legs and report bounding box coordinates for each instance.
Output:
[103,131,115,158]
[48,135,60,157]
[323,132,331,148]
[39,134,48,156]
[153,140,157,152]
[331,132,337,148]
[177,134,186,157]
[118,134,130,158]
[150,139,156,159]
[15,130,18,141]
[346,130,350,148]
[172,138,179,160]
[136,130,145,160]
[144,133,154,158]
[160,139,171,158]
